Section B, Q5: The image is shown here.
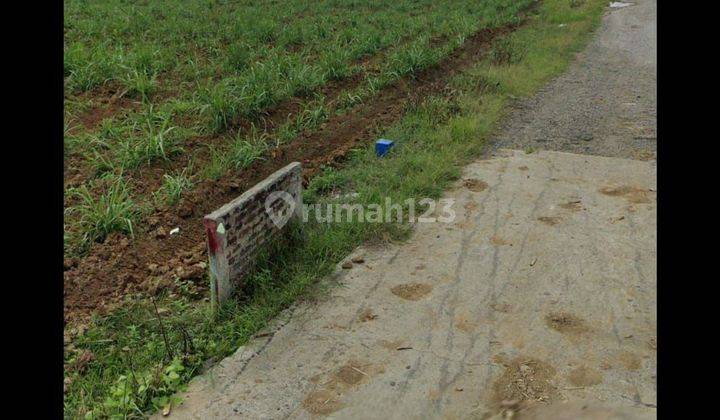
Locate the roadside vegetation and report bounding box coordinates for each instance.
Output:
[64,0,607,417]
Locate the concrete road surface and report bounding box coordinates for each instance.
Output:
[161,0,656,418]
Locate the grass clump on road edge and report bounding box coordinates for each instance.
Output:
[64,0,606,417]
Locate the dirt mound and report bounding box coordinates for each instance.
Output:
[302,360,379,415]
[463,178,489,192]
[545,312,589,335]
[390,283,433,301]
[567,365,603,387]
[490,356,558,410]
[599,185,653,204]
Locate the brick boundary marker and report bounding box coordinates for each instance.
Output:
[203,162,302,307]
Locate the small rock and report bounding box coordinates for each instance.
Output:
[178,203,193,218]
[155,227,167,239]
[63,258,78,271]
[342,262,353,269]
[351,256,365,264]
[170,227,181,235]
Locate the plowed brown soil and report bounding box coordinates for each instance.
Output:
[64,20,528,328]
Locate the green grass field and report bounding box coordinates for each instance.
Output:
[64,0,533,257]
[64,0,606,417]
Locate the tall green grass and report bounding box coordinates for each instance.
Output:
[64,0,533,200]
[66,175,138,251]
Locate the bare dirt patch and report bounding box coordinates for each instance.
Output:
[567,365,603,387]
[559,200,583,211]
[359,308,378,322]
[73,97,140,132]
[545,312,590,335]
[490,235,511,246]
[454,312,478,333]
[616,350,642,371]
[67,84,142,132]
[490,356,558,410]
[463,178,489,192]
[390,282,433,301]
[337,364,366,385]
[302,360,379,415]
[378,339,404,351]
[463,201,479,214]
[633,150,656,161]
[537,216,562,226]
[302,389,344,416]
[599,185,653,204]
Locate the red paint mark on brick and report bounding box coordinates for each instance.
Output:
[204,219,221,255]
